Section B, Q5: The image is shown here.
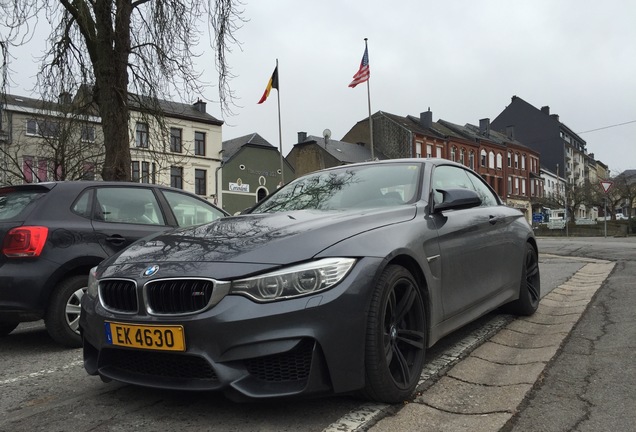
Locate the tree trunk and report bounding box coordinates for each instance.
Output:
[93,0,132,181]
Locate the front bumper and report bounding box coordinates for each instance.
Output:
[80,257,382,400]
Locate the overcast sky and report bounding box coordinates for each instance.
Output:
[5,0,636,175]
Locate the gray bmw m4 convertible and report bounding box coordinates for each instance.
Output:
[81,158,540,403]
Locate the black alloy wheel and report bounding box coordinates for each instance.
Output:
[363,265,427,403]
[505,243,541,316]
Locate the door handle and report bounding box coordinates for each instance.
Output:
[105,235,126,245]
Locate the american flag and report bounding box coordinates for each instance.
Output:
[348,46,370,88]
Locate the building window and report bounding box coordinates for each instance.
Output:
[507,151,512,167]
[450,147,456,162]
[522,179,526,195]
[81,125,96,143]
[26,119,38,136]
[469,151,475,170]
[514,153,519,169]
[195,169,207,195]
[521,154,526,170]
[141,161,153,183]
[131,161,140,182]
[515,177,519,194]
[460,148,465,165]
[488,151,495,168]
[426,144,432,158]
[26,119,60,137]
[171,166,183,189]
[136,122,149,148]
[415,141,422,158]
[496,153,503,169]
[170,128,182,153]
[22,156,34,183]
[195,131,206,156]
[436,146,442,158]
[508,176,512,195]
[82,163,96,181]
[480,149,487,167]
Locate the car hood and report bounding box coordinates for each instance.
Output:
[104,206,417,270]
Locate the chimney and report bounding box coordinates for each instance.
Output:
[550,114,560,122]
[479,118,490,136]
[420,108,433,128]
[193,99,207,113]
[541,106,550,115]
[297,131,307,142]
[505,125,515,140]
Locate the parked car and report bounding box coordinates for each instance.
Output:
[616,213,628,221]
[0,181,227,346]
[81,159,540,403]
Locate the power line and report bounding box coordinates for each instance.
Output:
[577,120,636,134]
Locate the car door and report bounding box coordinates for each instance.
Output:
[429,165,511,319]
[89,186,173,257]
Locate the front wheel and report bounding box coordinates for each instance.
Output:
[362,265,427,403]
[45,275,88,348]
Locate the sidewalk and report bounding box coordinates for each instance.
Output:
[369,257,615,432]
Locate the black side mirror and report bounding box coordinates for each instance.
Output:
[433,188,482,213]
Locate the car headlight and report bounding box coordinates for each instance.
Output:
[87,266,99,298]
[230,257,356,302]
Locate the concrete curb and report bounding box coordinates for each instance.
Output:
[368,260,615,432]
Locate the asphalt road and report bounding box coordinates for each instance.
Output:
[502,236,636,432]
[0,237,630,432]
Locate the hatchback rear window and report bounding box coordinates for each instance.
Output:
[0,190,46,220]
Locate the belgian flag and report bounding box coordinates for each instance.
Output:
[257,66,279,104]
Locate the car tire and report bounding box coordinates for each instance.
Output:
[504,243,541,316]
[45,275,88,348]
[0,322,19,337]
[362,265,427,404]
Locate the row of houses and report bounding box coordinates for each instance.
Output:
[0,91,614,218]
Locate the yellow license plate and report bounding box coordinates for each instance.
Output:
[105,322,186,351]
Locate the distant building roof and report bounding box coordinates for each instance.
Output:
[299,135,373,163]
[222,133,275,161]
[2,91,223,126]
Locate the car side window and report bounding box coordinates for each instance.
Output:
[161,190,225,227]
[94,187,166,225]
[431,165,474,204]
[464,170,499,207]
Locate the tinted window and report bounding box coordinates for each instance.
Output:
[0,190,46,220]
[431,165,499,207]
[94,187,165,225]
[465,170,499,207]
[162,190,224,227]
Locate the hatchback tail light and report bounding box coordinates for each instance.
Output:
[2,226,49,257]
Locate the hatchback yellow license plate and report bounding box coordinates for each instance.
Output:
[105,322,186,351]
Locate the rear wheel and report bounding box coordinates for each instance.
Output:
[45,275,88,347]
[505,243,541,316]
[362,265,427,403]
[0,322,19,337]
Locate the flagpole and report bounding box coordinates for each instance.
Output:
[364,38,374,160]
[275,59,285,185]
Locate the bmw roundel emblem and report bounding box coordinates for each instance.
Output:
[143,265,159,277]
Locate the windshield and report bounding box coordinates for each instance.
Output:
[252,162,422,213]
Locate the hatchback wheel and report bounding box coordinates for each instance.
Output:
[504,243,541,316]
[0,322,19,337]
[45,275,87,348]
[363,265,426,403]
